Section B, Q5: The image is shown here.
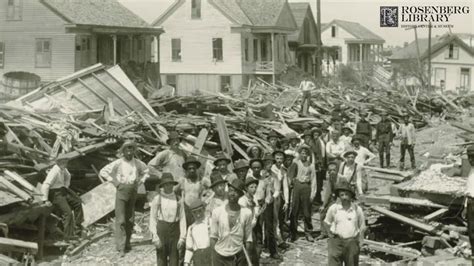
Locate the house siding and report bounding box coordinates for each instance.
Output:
[161,73,243,95]
[321,24,353,65]
[158,0,242,75]
[430,44,474,91]
[0,0,75,82]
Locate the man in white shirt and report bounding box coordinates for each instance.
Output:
[100,140,149,256]
[184,200,211,266]
[398,114,416,170]
[148,131,187,183]
[41,154,83,238]
[326,130,345,163]
[464,145,474,261]
[338,151,364,196]
[324,182,365,266]
[351,137,376,166]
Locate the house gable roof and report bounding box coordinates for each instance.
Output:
[41,0,152,28]
[390,33,474,60]
[288,2,317,43]
[153,0,296,30]
[322,19,384,42]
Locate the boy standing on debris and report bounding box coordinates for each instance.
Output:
[148,131,187,183]
[100,140,149,256]
[376,111,394,168]
[149,172,186,266]
[324,182,366,266]
[41,154,84,238]
[184,200,211,266]
[211,179,253,265]
[288,144,317,242]
[398,114,416,170]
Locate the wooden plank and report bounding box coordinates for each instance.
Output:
[437,92,463,112]
[451,122,474,134]
[361,195,447,209]
[365,166,412,178]
[0,176,32,201]
[76,78,124,116]
[68,230,112,256]
[0,254,20,264]
[192,129,208,155]
[60,85,95,110]
[91,73,135,112]
[371,206,450,239]
[363,239,421,259]
[230,140,250,161]
[137,112,161,140]
[81,182,116,227]
[4,170,37,193]
[0,237,38,254]
[369,172,405,182]
[423,208,449,222]
[215,115,233,157]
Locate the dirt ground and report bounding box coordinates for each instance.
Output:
[39,116,471,266]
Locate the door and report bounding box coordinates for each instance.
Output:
[434,68,446,89]
[460,68,471,91]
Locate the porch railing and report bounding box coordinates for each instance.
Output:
[255,61,273,72]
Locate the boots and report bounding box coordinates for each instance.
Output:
[386,153,391,168]
[379,153,384,168]
[399,162,405,171]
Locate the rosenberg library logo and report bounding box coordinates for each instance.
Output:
[380,6,398,27]
[380,5,470,28]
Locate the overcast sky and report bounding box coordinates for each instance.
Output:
[119,0,473,46]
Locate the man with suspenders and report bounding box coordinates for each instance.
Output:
[338,151,364,196]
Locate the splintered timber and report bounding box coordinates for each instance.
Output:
[400,6,470,22]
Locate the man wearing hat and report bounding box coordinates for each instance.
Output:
[228,159,250,183]
[214,151,232,181]
[177,156,207,228]
[355,111,372,148]
[267,131,281,152]
[340,127,354,150]
[206,171,228,217]
[41,154,84,238]
[211,179,253,266]
[324,181,366,266]
[338,150,364,196]
[326,130,345,163]
[375,111,394,168]
[100,140,149,255]
[286,132,301,152]
[464,145,474,262]
[184,200,211,266]
[239,176,262,265]
[398,114,416,170]
[272,150,290,248]
[288,144,317,242]
[316,161,340,240]
[351,137,376,167]
[148,131,187,183]
[149,172,186,266]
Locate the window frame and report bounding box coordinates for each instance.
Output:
[191,0,201,19]
[6,0,22,21]
[35,38,52,68]
[460,67,471,89]
[331,25,336,38]
[171,38,182,61]
[0,42,5,68]
[212,38,223,61]
[445,44,459,60]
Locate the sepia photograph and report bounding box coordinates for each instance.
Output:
[0,0,473,265]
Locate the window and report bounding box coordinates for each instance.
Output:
[445,44,459,59]
[460,68,471,90]
[334,48,339,61]
[434,68,446,88]
[7,0,22,21]
[212,38,223,61]
[35,39,51,68]
[171,38,181,61]
[244,38,249,61]
[191,0,201,19]
[220,76,231,92]
[253,39,259,61]
[166,75,177,89]
[0,42,4,68]
[331,25,336,38]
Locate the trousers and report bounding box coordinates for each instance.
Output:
[192,248,212,266]
[467,198,474,257]
[378,136,391,168]
[328,236,360,266]
[156,220,180,266]
[213,250,247,266]
[49,187,83,237]
[114,183,137,252]
[290,181,312,239]
[315,169,326,203]
[400,143,415,168]
[264,201,277,255]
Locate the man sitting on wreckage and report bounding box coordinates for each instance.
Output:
[41,154,84,238]
[148,131,187,184]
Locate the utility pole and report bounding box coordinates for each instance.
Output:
[315,0,322,79]
[428,21,432,92]
[405,26,425,87]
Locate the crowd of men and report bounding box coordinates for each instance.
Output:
[40,108,419,266]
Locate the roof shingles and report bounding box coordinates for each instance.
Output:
[43,0,151,28]
[323,19,384,42]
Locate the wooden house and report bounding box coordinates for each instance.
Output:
[153,0,297,96]
[390,33,474,92]
[320,19,385,75]
[0,0,163,84]
[288,2,319,76]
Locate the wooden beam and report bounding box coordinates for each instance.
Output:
[363,239,421,259]
[215,115,233,158]
[0,254,19,264]
[369,172,405,182]
[68,230,112,256]
[60,85,95,110]
[423,208,449,222]
[230,140,250,161]
[4,170,37,193]
[0,237,38,255]
[91,73,135,112]
[76,78,124,116]
[371,206,450,239]
[0,176,32,201]
[361,195,447,209]
[365,166,412,178]
[192,129,208,155]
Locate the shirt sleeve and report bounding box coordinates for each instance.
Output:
[310,167,317,199]
[322,177,332,207]
[149,195,159,237]
[184,225,194,263]
[64,169,71,188]
[282,172,289,204]
[148,151,167,177]
[99,160,119,183]
[324,205,336,226]
[255,179,266,202]
[365,148,376,164]
[179,199,187,241]
[210,208,219,240]
[244,211,253,243]
[356,167,363,195]
[356,205,366,233]
[41,165,60,201]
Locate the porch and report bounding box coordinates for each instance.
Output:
[347,41,384,65]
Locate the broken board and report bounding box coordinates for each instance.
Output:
[81,182,116,228]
